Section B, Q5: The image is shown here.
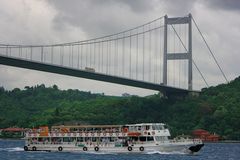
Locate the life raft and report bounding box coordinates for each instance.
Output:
[127,132,141,137]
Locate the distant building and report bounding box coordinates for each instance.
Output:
[0,127,27,138]
[192,129,220,142]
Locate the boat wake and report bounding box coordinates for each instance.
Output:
[70,150,187,155]
[146,150,186,155]
[70,151,118,155]
[0,147,24,152]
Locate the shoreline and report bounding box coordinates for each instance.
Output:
[0,138,23,141]
[204,140,240,143]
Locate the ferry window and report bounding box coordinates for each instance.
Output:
[92,137,96,142]
[147,137,154,141]
[129,126,135,131]
[63,137,69,142]
[70,128,77,132]
[155,125,161,130]
[115,128,120,132]
[95,128,101,131]
[79,129,83,132]
[101,138,109,143]
[138,126,141,131]
[110,137,115,142]
[155,136,161,141]
[152,125,156,130]
[86,128,92,132]
[160,125,164,130]
[132,137,138,141]
[43,138,50,143]
[145,126,150,130]
[155,136,167,141]
[139,137,146,141]
[96,137,100,142]
[69,137,75,142]
[85,137,90,142]
[54,137,62,143]
[68,138,72,142]
[77,137,83,142]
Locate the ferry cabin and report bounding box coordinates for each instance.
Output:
[24,123,173,152]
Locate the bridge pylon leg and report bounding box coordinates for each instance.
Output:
[163,14,193,91]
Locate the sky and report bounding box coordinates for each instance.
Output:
[0,0,239,96]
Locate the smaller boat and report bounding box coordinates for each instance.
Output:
[23,123,204,154]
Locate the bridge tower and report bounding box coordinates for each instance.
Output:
[163,14,192,90]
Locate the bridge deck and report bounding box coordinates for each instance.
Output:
[0,55,191,96]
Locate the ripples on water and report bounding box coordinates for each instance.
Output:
[0,139,239,160]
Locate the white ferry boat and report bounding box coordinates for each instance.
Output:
[23,123,204,154]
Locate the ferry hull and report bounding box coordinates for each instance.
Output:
[24,143,203,154]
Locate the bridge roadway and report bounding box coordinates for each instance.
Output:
[0,55,191,97]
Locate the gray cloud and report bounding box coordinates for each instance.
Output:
[49,0,155,38]
[204,0,240,11]
[161,0,197,15]
[118,0,155,12]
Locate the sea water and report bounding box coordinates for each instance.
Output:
[0,139,239,160]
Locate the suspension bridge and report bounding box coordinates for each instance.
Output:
[0,14,228,97]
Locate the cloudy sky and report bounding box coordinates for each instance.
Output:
[0,0,239,96]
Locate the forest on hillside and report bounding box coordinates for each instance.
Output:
[0,77,240,140]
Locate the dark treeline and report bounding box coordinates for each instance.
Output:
[0,77,240,140]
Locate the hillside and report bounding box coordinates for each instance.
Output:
[0,77,239,140]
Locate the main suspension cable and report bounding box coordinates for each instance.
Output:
[171,24,209,87]
[192,16,229,83]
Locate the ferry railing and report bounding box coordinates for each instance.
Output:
[26,131,127,137]
[169,138,202,144]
